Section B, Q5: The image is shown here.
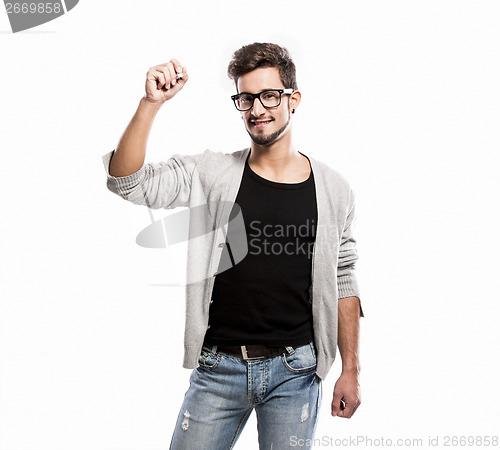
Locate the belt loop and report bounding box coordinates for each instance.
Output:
[211,344,218,354]
[285,345,295,355]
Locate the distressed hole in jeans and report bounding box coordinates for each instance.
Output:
[181,410,190,431]
[301,403,309,422]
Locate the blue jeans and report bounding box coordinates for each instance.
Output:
[169,341,322,449]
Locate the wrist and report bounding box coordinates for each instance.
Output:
[140,96,163,113]
[341,365,360,376]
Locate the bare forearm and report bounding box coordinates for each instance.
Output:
[109,97,162,177]
[337,296,361,374]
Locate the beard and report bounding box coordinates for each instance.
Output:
[246,114,291,146]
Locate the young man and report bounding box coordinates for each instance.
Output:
[102,43,363,449]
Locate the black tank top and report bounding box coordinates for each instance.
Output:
[204,152,318,346]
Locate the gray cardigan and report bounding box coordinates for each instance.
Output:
[102,147,362,381]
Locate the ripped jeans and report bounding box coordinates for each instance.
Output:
[169,341,322,449]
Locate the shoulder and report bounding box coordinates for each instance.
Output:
[197,148,248,169]
[165,148,246,173]
[202,147,248,160]
[310,155,353,192]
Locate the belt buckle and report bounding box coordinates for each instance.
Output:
[241,345,265,360]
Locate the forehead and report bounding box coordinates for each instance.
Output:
[237,67,285,93]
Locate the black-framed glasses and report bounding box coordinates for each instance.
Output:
[231,88,294,111]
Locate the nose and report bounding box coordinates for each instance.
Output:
[251,97,266,117]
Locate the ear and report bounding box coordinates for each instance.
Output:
[289,90,302,112]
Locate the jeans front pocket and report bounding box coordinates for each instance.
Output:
[281,342,317,373]
[198,345,222,370]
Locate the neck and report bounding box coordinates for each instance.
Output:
[248,129,301,170]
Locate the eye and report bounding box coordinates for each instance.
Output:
[239,94,253,103]
[263,91,279,99]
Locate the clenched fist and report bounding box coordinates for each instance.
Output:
[144,59,189,105]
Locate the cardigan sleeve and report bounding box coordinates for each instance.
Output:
[337,187,364,317]
[102,149,204,210]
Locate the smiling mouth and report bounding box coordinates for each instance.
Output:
[251,119,274,129]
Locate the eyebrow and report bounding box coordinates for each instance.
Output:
[237,88,282,95]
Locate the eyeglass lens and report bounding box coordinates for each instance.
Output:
[236,90,282,111]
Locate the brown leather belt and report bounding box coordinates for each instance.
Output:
[204,341,291,360]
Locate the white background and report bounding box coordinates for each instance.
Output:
[1,0,499,449]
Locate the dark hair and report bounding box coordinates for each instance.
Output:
[227,42,298,91]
